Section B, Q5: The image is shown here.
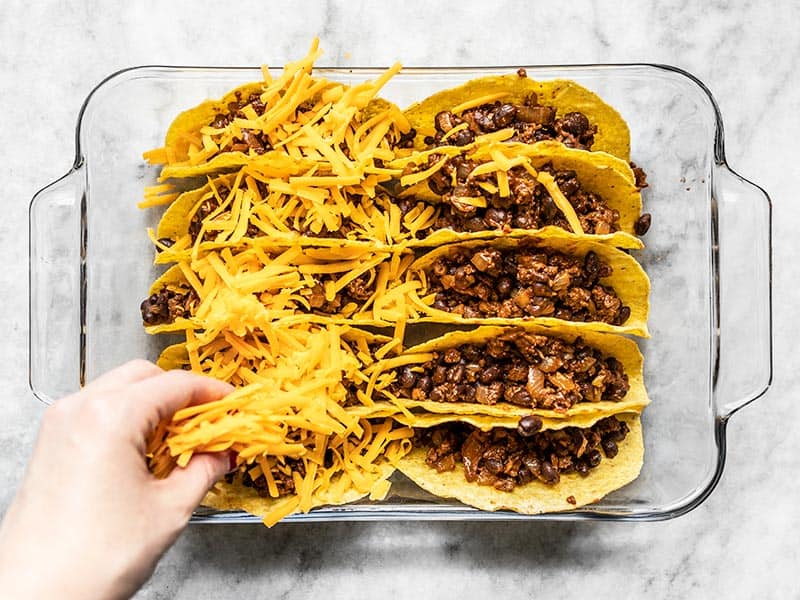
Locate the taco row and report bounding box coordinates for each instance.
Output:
[141,40,651,525]
[140,232,649,338]
[148,320,647,522]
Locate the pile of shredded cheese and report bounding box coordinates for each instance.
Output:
[139,40,595,526]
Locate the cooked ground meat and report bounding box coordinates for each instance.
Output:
[209,91,408,154]
[234,457,308,498]
[386,329,629,411]
[416,415,630,491]
[424,92,596,151]
[208,91,273,155]
[304,271,377,315]
[425,242,630,325]
[395,127,418,149]
[140,287,199,325]
[140,264,377,325]
[422,154,620,236]
[187,183,352,243]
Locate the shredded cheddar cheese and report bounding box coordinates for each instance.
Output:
[140,40,609,527]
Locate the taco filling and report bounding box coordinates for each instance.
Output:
[232,456,308,498]
[385,329,629,411]
[424,243,630,325]
[424,93,596,151]
[424,157,621,236]
[180,182,431,244]
[140,287,199,326]
[415,415,630,492]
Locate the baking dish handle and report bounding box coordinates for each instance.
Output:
[713,164,773,420]
[29,167,85,404]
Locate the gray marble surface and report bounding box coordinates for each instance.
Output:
[1,0,797,597]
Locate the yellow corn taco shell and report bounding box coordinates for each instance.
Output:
[152,171,423,256]
[408,233,650,337]
[201,461,398,527]
[391,403,640,432]
[374,324,648,417]
[155,81,267,179]
[143,264,198,334]
[155,91,403,180]
[403,75,631,161]
[156,342,190,370]
[143,242,417,334]
[397,413,643,513]
[399,141,641,249]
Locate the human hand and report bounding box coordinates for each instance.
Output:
[0,361,234,600]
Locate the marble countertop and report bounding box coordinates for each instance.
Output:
[2,0,797,597]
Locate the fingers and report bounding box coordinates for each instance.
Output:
[126,370,234,436]
[84,359,163,395]
[161,452,233,513]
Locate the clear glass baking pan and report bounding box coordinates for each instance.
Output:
[29,64,772,522]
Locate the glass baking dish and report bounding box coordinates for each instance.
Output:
[29,64,772,522]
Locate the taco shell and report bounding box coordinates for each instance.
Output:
[409,233,650,337]
[403,75,631,160]
[377,323,648,416]
[397,413,642,513]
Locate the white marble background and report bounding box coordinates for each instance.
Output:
[1,0,797,598]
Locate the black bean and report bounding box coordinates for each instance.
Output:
[398,367,417,389]
[484,457,505,475]
[156,237,174,251]
[517,415,543,437]
[493,103,517,128]
[450,129,475,146]
[517,465,534,484]
[416,375,433,394]
[635,213,652,235]
[447,364,466,384]
[496,277,513,298]
[601,438,618,458]
[539,461,559,484]
[560,112,590,136]
[484,207,509,229]
[510,389,533,407]
[432,365,448,385]
[585,449,602,468]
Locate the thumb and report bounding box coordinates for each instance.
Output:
[162,452,234,510]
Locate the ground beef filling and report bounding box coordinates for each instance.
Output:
[186,185,352,243]
[209,91,409,154]
[207,92,275,155]
[423,93,596,151]
[139,266,375,324]
[417,415,630,492]
[426,244,630,325]
[233,457,309,498]
[387,330,629,411]
[424,156,621,236]
[140,287,199,325]
[306,271,377,315]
